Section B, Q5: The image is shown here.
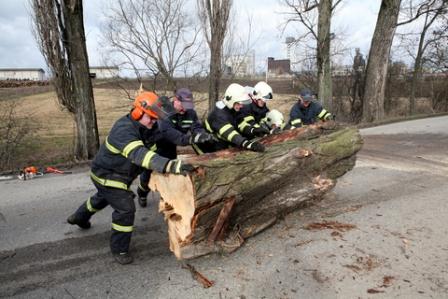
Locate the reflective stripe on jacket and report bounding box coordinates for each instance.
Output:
[91,114,170,188]
[288,101,332,128]
[205,106,247,147]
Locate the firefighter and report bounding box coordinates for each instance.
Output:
[136,88,213,208]
[237,81,273,138]
[200,83,265,153]
[263,109,286,133]
[67,92,195,265]
[288,88,333,128]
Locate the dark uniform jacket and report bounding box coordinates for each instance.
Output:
[91,114,169,189]
[157,109,205,158]
[204,104,249,151]
[288,101,332,128]
[236,102,270,138]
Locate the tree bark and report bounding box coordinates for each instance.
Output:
[198,0,232,111]
[32,0,99,160]
[209,39,223,111]
[317,0,333,111]
[62,0,99,159]
[149,122,362,259]
[362,0,401,123]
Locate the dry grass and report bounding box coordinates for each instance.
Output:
[0,87,297,170]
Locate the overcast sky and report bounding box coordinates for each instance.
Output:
[0,0,419,74]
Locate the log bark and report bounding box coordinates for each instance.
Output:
[149,122,363,259]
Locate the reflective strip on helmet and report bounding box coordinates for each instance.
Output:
[105,138,121,154]
[122,140,144,158]
[318,109,328,119]
[142,151,156,169]
[90,172,128,190]
[227,130,239,142]
[219,124,234,136]
[291,119,302,125]
[86,197,98,213]
[112,223,133,233]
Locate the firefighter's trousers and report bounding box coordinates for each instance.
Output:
[73,180,136,254]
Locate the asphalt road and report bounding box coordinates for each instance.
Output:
[1,116,447,298]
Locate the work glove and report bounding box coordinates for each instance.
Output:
[242,140,265,152]
[164,159,195,176]
[251,126,270,137]
[190,132,214,144]
[270,127,282,134]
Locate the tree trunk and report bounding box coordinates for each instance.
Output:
[149,123,362,259]
[209,37,222,111]
[317,0,333,111]
[63,0,99,159]
[362,0,401,123]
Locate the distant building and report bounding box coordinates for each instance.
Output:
[332,65,352,76]
[0,68,45,81]
[89,66,119,79]
[224,52,255,77]
[267,57,291,76]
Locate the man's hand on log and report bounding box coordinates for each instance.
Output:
[190,132,214,144]
[242,140,265,152]
[164,160,196,176]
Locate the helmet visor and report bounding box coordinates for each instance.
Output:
[150,96,177,119]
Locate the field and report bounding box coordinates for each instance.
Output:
[1,79,439,172]
[0,85,299,171]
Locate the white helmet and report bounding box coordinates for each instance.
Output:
[223,83,251,109]
[265,109,284,128]
[253,81,273,101]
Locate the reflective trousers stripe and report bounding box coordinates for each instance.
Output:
[90,172,128,190]
[86,197,98,213]
[138,182,149,192]
[112,223,133,233]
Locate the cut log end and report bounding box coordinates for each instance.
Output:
[149,173,195,258]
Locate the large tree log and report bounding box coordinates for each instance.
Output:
[149,122,363,259]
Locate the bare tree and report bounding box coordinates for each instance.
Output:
[397,0,447,114]
[31,0,99,160]
[362,0,402,123]
[424,19,448,72]
[280,0,343,111]
[198,0,232,111]
[103,0,201,91]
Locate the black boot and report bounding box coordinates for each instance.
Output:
[113,252,133,265]
[138,196,147,207]
[67,214,91,229]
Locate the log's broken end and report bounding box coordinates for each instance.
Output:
[149,173,196,259]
